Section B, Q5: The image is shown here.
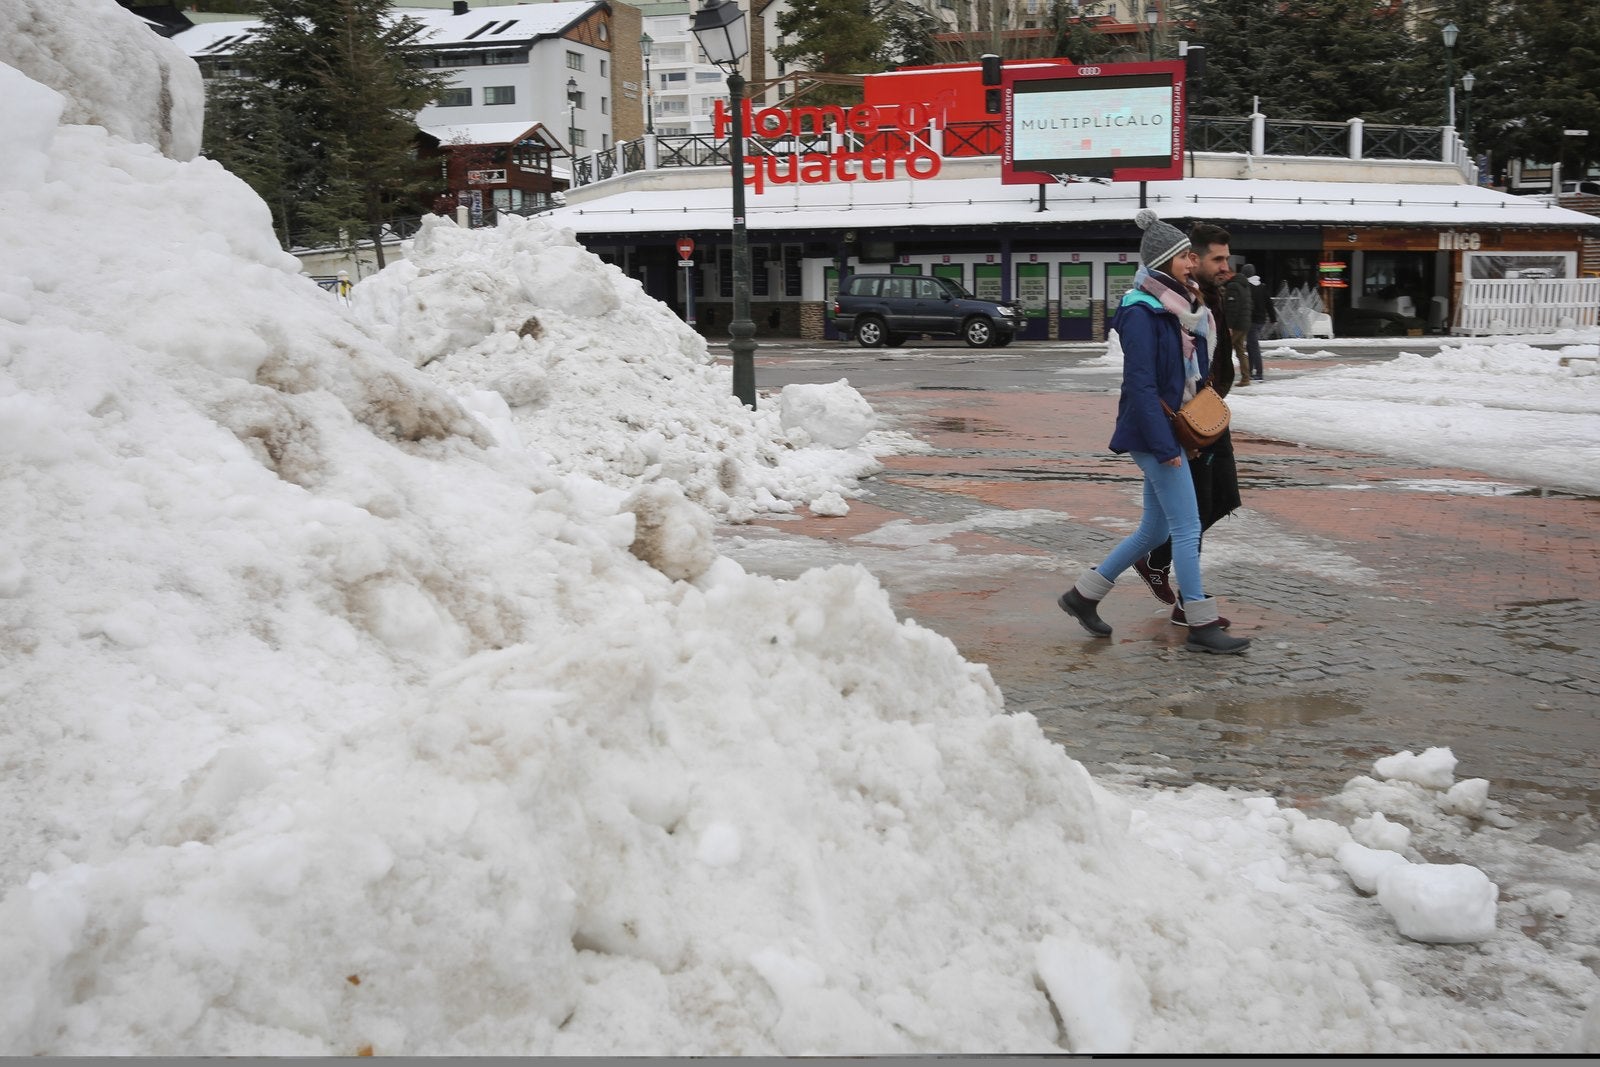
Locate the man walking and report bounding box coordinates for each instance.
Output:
[1244,262,1277,381]
[1223,257,1253,387]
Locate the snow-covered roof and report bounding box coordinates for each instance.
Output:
[172,18,257,56]
[171,3,603,57]
[401,2,599,47]
[547,172,1600,236]
[422,121,546,146]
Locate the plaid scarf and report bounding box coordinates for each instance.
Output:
[1137,269,1213,393]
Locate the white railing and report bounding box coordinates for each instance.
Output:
[1454,278,1600,335]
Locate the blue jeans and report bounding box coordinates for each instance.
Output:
[1097,451,1205,603]
[1247,323,1265,378]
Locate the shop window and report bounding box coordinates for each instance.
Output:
[1466,253,1572,279]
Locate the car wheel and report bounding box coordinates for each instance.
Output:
[963,317,994,347]
[856,316,887,348]
[885,333,907,347]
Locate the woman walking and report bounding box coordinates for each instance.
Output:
[1058,210,1251,655]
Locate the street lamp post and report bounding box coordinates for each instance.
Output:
[1460,71,1475,157]
[566,75,579,183]
[1146,5,1158,61]
[1442,22,1458,129]
[639,31,654,135]
[690,0,756,409]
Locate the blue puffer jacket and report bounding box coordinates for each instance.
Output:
[1107,285,1211,463]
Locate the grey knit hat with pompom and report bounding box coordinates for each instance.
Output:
[1135,208,1190,270]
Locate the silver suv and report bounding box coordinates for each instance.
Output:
[833,274,1021,348]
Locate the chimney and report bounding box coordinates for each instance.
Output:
[453,1,469,14]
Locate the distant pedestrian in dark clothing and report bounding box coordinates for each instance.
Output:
[1223,263,1253,387]
[1244,263,1276,381]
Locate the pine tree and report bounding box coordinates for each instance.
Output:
[1178,0,1422,123]
[202,74,306,247]
[1490,0,1600,181]
[218,0,449,264]
[773,0,886,102]
[880,2,941,68]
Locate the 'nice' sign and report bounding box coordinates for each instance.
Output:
[711,101,943,193]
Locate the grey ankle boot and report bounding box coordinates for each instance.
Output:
[1181,597,1251,655]
[1058,569,1114,638]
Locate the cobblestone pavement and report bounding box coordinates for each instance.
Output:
[722,341,1600,847]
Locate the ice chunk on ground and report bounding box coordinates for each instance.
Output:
[1336,842,1411,895]
[1351,812,1411,854]
[1373,747,1457,790]
[779,380,877,449]
[1377,863,1497,943]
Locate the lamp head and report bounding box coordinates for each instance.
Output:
[1461,71,1475,93]
[690,0,749,70]
[1442,22,1458,48]
[639,31,652,56]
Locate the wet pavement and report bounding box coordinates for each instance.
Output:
[717,339,1600,847]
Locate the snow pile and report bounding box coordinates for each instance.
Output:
[351,217,910,520]
[1232,343,1600,495]
[0,0,203,161]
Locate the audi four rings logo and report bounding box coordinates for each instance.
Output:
[1077,66,1102,75]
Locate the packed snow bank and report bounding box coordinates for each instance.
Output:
[351,216,914,521]
[0,0,202,161]
[1231,343,1600,495]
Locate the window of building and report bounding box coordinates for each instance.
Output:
[485,50,525,65]
[695,70,722,82]
[566,50,584,70]
[600,96,609,114]
[602,133,610,149]
[437,87,471,107]
[662,71,687,86]
[571,129,587,147]
[600,59,608,77]
[569,90,586,109]
[484,85,516,105]
[657,99,687,115]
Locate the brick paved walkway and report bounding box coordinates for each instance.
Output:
[730,349,1600,842]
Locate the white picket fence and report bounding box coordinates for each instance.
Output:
[1454,277,1600,335]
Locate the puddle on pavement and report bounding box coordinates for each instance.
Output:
[1157,691,1364,727]
[1510,638,1583,655]
[926,416,1003,436]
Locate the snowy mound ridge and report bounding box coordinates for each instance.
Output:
[352,215,906,521]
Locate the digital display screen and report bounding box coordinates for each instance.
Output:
[1002,66,1184,183]
[1013,82,1173,168]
